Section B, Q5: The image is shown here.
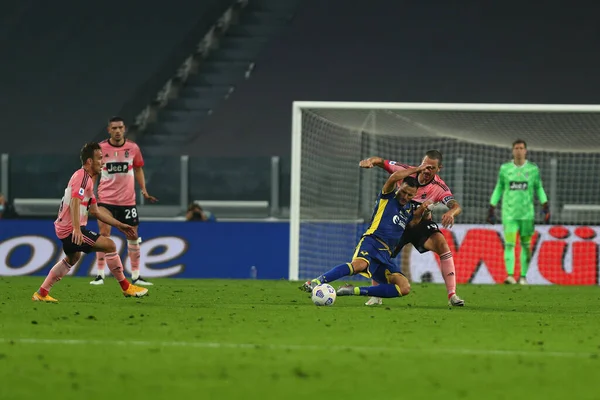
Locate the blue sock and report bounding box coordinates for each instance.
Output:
[358,284,402,298]
[316,263,354,284]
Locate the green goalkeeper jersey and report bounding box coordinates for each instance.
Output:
[490,160,548,220]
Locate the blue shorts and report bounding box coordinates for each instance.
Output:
[352,236,404,284]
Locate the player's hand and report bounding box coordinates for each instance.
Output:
[71,229,84,246]
[487,206,496,224]
[419,200,434,211]
[118,223,137,240]
[541,202,550,223]
[142,190,158,203]
[417,163,434,172]
[359,159,375,168]
[441,211,455,228]
[417,200,434,218]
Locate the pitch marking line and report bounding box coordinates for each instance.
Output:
[0,338,595,359]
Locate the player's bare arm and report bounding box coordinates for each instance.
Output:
[359,156,385,169]
[133,167,158,203]
[409,200,435,227]
[89,203,136,239]
[69,197,83,245]
[441,199,462,229]
[382,164,431,193]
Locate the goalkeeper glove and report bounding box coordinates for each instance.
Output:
[487,205,496,224]
[541,202,550,223]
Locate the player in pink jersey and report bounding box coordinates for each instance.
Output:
[91,116,158,286]
[32,142,149,302]
[359,150,465,306]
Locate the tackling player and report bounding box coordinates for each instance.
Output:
[32,142,149,302]
[90,117,158,286]
[360,150,465,307]
[301,165,434,298]
[487,139,549,284]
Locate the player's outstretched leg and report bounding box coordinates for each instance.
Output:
[365,279,383,305]
[338,274,410,298]
[32,256,78,302]
[300,263,355,292]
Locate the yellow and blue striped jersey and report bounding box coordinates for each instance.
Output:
[363,189,416,250]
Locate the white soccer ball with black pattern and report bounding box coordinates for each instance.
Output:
[311,284,336,306]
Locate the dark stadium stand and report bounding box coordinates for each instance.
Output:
[183,0,600,158]
[139,0,300,153]
[0,0,235,155]
[2,0,600,218]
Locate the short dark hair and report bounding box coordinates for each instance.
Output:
[424,149,443,165]
[512,139,527,148]
[108,116,125,125]
[402,176,419,188]
[80,142,101,165]
[188,202,202,212]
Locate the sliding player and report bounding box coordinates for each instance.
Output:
[301,165,434,299]
[360,150,465,306]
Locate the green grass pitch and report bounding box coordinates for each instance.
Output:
[0,277,599,400]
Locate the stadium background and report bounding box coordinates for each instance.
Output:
[2,0,600,283]
[3,2,600,400]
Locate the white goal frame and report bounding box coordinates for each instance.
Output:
[288,101,600,281]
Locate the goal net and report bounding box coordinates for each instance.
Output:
[289,102,600,286]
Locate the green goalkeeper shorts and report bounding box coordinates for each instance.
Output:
[502,219,535,243]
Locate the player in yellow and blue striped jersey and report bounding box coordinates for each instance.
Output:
[301,164,434,299]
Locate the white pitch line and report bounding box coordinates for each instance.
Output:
[0,338,595,359]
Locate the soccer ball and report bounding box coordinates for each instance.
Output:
[311,284,336,306]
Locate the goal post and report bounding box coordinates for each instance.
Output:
[289,101,600,285]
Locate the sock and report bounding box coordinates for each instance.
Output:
[105,252,130,291]
[520,239,531,277]
[504,243,515,276]
[96,252,106,278]
[39,259,72,296]
[439,251,457,298]
[128,240,140,280]
[316,263,354,284]
[357,284,402,298]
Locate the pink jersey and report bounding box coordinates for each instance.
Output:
[384,160,455,205]
[97,139,144,206]
[55,168,97,239]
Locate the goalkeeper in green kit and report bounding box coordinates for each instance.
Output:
[487,139,550,285]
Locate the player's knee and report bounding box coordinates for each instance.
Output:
[397,282,411,296]
[391,276,410,296]
[351,259,368,273]
[428,233,450,255]
[504,232,517,247]
[103,239,117,253]
[65,253,80,266]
